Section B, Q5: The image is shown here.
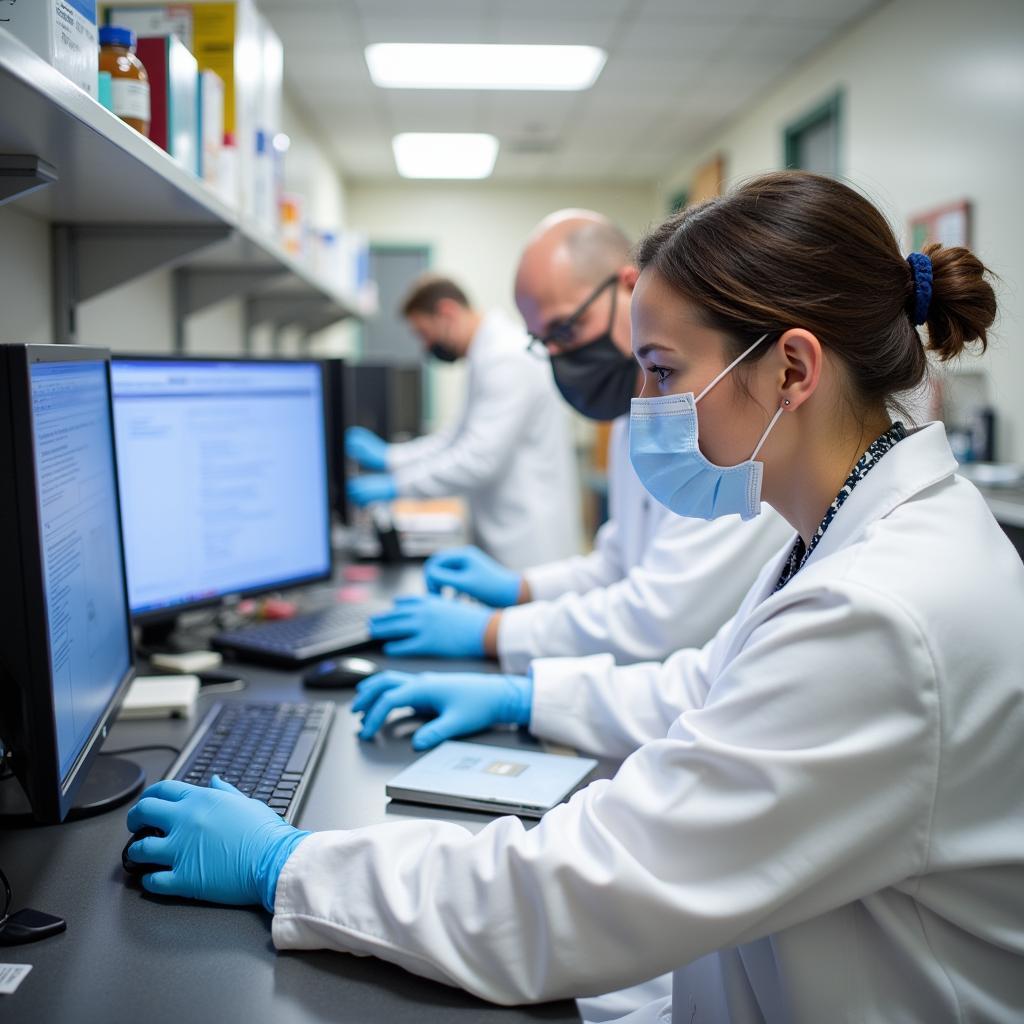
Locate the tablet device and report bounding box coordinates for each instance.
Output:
[386,741,597,818]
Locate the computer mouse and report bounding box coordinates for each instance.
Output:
[121,826,166,876]
[302,655,379,689]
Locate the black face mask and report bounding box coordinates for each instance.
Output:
[428,342,460,363]
[546,279,635,420]
[550,335,637,420]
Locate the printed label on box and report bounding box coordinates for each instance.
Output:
[53,0,99,96]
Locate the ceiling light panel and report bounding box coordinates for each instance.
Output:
[392,133,500,179]
[366,43,607,90]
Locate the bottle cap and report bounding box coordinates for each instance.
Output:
[99,25,136,49]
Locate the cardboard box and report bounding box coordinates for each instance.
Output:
[6,0,99,97]
[137,34,198,175]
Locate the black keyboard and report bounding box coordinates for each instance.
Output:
[166,701,333,824]
[211,602,387,665]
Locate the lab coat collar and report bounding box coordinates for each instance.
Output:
[798,421,958,570]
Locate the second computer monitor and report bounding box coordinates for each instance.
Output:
[349,363,423,442]
[110,357,332,622]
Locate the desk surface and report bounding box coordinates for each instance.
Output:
[0,568,598,1023]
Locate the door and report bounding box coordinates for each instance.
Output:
[360,245,431,365]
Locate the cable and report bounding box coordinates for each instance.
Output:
[0,866,11,929]
[99,745,181,758]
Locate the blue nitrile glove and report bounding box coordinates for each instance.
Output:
[369,594,490,658]
[423,545,523,608]
[348,472,397,506]
[124,777,310,912]
[353,670,533,750]
[345,426,390,471]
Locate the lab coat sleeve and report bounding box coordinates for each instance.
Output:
[527,643,717,760]
[272,581,939,1005]
[387,426,457,470]
[500,512,788,674]
[389,352,540,498]
[521,516,625,600]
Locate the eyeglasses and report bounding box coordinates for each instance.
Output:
[526,273,618,355]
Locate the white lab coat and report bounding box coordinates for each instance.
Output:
[387,310,580,570]
[498,416,792,673]
[273,423,1024,1023]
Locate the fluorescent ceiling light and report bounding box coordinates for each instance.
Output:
[393,133,499,179]
[366,43,606,91]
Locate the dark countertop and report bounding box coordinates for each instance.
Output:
[0,566,600,1024]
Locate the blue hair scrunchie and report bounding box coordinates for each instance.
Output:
[906,252,933,327]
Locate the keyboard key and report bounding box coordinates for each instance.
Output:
[285,731,318,774]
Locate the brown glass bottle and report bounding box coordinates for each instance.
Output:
[98,26,150,137]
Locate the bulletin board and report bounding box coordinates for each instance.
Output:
[909,199,972,249]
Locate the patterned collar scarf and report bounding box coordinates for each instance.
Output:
[774,421,908,592]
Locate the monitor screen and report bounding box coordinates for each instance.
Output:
[110,359,331,619]
[30,360,133,782]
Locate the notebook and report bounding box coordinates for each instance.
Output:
[386,741,597,818]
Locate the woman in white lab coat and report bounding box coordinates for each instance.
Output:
[126,172,1024,1022]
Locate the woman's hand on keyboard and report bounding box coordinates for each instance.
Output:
[125,777,310,911]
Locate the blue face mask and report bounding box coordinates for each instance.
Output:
[629,334,784,521]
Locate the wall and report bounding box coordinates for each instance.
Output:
[347,180,659,321]
[346,180,660,426]
[659,0,1024,458]
[0,203,52,345]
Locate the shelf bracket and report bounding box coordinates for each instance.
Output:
[245,294,349,329]
[0,155,57,208]
[173,266,288,353]
[53,223,231,343]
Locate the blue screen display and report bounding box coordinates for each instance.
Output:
[30,360,132,782]
[110,360,330,616]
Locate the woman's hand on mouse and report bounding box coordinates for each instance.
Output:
[353,671,533,750]
[125,777,310,910]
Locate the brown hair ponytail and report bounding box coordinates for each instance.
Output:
[636,172,997,411]
[921,242,996,362]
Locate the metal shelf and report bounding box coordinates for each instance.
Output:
[0,27,372,345]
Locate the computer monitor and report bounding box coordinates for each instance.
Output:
[323,358,351,525]
[0,345,136,823]
[390,365,423,440]
[349,363,390,438]
[110,356,333,625]
[349,363,423,442]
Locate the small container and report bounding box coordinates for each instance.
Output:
[97,71,114,113]
[98,26,151,137]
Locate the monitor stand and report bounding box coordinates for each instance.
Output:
[137,618,178,650]
[0,756,145,826]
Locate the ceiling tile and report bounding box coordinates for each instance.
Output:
[262,0,870,184]
[616,16,739,56]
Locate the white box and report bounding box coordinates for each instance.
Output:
[6,0,99,97]
[198,68,224,186]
